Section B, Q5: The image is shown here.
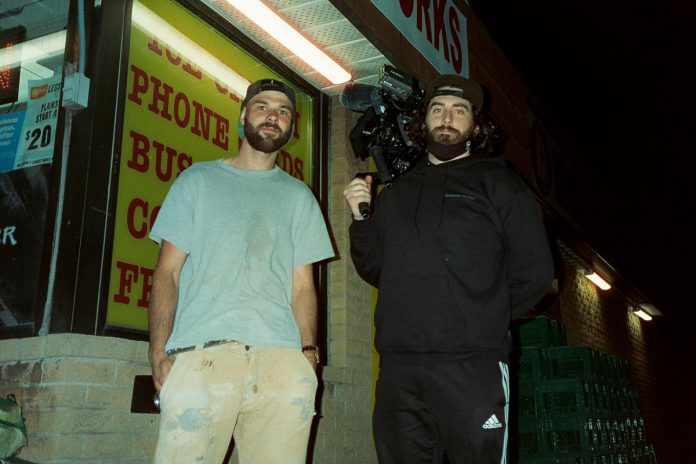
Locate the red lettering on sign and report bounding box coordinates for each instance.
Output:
[148,38,202,81]
[278,150,304,181]
[126,130,192,178]
[182,62,202,80]
[113,260,155,309]
[293,157,304,180]
[417,0,433,43]
[152,140,177,182]
[400,0,415,16]
[125,66,230,151]
[166,48,181,66]
[148,39,163,57]
[448,7,462,74]
[127,64,149,105]
[138,266,155,308]
[432,0,449,61]
[178,152,193,174]
[147,75,174,121]
[212,115,230,150]
[191,101,213,141]
[128,130,150,173]
[293,112,301,140]
[214,80,241,103]
[173,92,190,128]
[113,261,139,304]
[127,197,149,239]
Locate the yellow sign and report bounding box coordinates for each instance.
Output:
[106,0,315,330]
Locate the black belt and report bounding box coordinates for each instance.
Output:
[166,339,251,356]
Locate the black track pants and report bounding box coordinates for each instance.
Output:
[373,359,509,464]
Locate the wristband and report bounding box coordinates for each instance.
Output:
[302,344,320,364]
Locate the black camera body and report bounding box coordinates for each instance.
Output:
[346,65,426,186]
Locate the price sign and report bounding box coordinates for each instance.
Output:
[15,76,62,169]
[25,125,53,151]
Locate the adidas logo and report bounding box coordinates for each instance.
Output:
[482,414,503,429]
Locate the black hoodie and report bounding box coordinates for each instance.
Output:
[349,155,554,365]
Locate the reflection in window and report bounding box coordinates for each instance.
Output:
[0,0,68,334]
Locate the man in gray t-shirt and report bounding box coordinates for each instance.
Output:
[149,78,334,464]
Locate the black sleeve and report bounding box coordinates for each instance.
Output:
[349,217,383,288]
[503,188,555,319]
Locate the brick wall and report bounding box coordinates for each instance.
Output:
[550,262,694,463]
[312,95,377,463]
[0,334,156,463]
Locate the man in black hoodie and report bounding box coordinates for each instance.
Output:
[343,75,554,463]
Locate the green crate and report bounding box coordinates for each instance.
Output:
[517,418,544,456]
[541,417,595,454]
[512,316,567,348]
[545,346,607,382]
[614,386,640,414]
[517,382,538,419]
[513,347,547,384]
[519,457,583,464]
[537,379,598,417]
[626,416,647,445]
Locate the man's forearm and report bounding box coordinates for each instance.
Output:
[291,264,319,348]
[291,284,318,347]
[148,270,178,358]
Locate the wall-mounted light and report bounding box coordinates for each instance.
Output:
[632,308,653,321]
[631,302,661,321]
[223,0,351,85]
[584,269,611,290]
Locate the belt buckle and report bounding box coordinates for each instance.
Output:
[202,339,238,349]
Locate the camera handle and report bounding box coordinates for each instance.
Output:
[355,145,394,219]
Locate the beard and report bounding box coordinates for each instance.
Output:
[244,118,291,153]
[425,124,475,161]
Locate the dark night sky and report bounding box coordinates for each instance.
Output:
[467,0,696,325]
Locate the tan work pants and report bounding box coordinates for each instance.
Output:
[154,343,317,464]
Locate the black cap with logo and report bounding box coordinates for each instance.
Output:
[426,74,484,108]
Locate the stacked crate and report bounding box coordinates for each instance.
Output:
[510,316,657,464]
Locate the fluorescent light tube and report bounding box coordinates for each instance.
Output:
[223,0,351,84]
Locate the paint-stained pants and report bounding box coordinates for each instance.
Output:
[154,343,317,464]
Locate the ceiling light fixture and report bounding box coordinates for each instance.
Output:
[223,0,351,85]
[584,270,611,290]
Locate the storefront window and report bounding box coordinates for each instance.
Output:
[0,2,68,334]
[105,0,316,332]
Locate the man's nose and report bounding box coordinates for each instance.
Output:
[266,109,279,121]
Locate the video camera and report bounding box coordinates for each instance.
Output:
[341,65,426,187]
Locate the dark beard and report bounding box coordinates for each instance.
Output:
[425,125,472,161]
[244,118,291,153]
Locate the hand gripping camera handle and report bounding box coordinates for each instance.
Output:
[354,172,374,219]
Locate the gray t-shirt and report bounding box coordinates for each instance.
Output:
[150,159,334,351]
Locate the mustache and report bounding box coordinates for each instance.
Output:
[257,122,282,132]
[433,125,460,135]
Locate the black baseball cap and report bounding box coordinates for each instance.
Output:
[242,78,296,112]
[426,74,484,108]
